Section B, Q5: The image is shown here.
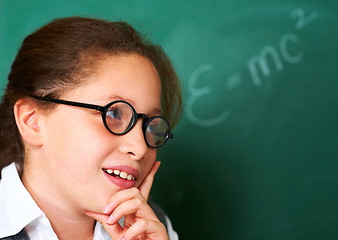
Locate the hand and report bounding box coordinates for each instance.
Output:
[86,161,169,240]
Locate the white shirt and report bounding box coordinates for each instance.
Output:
[0,163,178,240]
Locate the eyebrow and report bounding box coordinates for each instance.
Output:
[99,95,135,105]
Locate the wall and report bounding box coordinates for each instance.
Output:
[1,0,338,239]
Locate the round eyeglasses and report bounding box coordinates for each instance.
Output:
[32,96,174,148]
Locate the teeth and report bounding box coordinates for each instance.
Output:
[105,169,135,181]
[120,171,128,179]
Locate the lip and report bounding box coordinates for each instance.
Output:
[102,165,139,189]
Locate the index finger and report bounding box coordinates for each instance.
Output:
[139,161,161,200]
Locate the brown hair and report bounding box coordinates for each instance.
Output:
[0,17,182,177]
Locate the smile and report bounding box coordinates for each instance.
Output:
[103,169,136,181]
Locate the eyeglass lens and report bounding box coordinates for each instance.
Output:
[105,102,134,134]
[105,102,170,148]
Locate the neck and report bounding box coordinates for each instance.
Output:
[42,206,96,240]
[22,166,96,240]
[38,200,95,240]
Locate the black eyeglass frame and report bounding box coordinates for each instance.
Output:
[32,96,174,148]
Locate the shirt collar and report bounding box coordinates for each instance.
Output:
[0,163,43,238]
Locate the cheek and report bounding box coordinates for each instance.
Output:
[42,110,112,170]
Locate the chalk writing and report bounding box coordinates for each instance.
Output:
[186,8,318,127]
[279,33,303,64]
[248,33,303,87]
[291,8,319,30]
[247,45,284,87]
[186,64,231,127]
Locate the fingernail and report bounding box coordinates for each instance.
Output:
[102,205,110,213]
[106,215,115,224]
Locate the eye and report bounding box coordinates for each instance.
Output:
[146,124,156,134]
[106,107,122,120]
[146,119,160,134]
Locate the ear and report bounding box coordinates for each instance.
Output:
[14,98,43,147]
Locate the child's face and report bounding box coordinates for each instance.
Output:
[32,54,161,212]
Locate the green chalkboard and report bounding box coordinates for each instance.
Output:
[1,0,338,239]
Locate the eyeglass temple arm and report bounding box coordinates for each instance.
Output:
[32,96,105,112]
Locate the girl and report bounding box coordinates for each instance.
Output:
[0,17,182,240]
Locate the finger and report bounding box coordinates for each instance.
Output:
[102,187,144,214]
[102,162,161,214]
[106,198,142,225]
[139,161,161,200]
[86,211,123,239]
[123,219,169,240]
[106,197,157,225]
[85,211,109,224]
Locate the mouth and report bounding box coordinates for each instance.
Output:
[103,168,136,181]
[102,165,139,189]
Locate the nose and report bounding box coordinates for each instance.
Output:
[119,120,148,160]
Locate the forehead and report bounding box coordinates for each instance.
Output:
[64,54,162,113]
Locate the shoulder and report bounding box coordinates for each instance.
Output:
[148,198,168,228]
[148,198,179,240]
[0,229,29,240]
